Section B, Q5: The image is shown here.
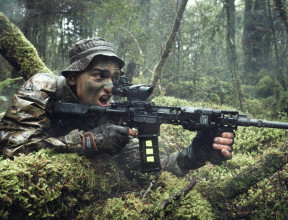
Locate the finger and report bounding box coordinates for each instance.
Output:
[213,143,232,152]
[214,137,233,145]
[129,128,137,137]
[221,149,232,159]
[221,132,235,139]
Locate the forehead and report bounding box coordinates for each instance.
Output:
[89,56,120,70]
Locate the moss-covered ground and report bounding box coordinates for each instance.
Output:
[1,96,287,219]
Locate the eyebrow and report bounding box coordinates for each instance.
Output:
[90,68,121,75]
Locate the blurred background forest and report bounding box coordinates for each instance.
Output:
[0,0,288,118]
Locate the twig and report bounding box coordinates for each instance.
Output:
[142,171,162,199]
[147,177,197,219]
[160,177,197,210]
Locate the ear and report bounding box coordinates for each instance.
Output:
[67,75,76,86]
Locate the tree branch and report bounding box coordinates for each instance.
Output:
[0,12,53,80]
[151,0,188,88]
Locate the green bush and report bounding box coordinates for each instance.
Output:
[256,75,283,98]
[243,98,263,118]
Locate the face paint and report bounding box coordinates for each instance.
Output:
[73,57,121,106]
[104,80,113,89]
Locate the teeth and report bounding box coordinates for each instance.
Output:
[101,95,109,100]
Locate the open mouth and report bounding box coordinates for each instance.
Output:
[98,95,111,106]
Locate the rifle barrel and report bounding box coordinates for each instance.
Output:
[238,114,288,129]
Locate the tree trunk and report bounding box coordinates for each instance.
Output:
[242,0,272,83]
[273,0,288,34]
[0,12,53,80]
[151,0,188,88]
[225,0,244,111]
[242,0,253,83]
[197,149,287,207]
[267,0,287,90]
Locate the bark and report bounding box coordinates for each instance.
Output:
[242,0,272,82]
[151,0,188,88]
[0,12,53,80]
[197,149,287,207]
[242,0,253,81]
[267,0,287,90]
[225,0,244,111]
[274,0,288,34]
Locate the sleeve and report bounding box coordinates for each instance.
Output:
[115,137,201,178]
[0,73,82,158]
[161,133,208,177]
[160,151,190,177]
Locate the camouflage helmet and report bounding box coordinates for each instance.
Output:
[61,37,124,77]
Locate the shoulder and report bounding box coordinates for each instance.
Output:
[23,73,59,93]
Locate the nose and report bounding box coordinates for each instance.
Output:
[103,78,113,93]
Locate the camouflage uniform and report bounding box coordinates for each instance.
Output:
[0,72,190,177]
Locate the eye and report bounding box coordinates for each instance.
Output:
[92,72,105,79]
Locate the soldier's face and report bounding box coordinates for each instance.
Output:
[68,57,121,106]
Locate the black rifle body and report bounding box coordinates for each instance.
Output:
[52,100,288,172]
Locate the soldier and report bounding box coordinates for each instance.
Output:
[0,37,234,177]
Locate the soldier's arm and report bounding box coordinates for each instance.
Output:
[0,73,82,158]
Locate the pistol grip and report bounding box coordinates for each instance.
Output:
[209,127,234,165]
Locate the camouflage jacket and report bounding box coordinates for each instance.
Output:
[0,73,189,177]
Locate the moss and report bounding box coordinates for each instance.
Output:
[233,127,287,154]
[1,96,288,219]
[196,149,287,208]
[226,164,288,219]
[0,149,131,219]
[0,12,53,80]
[91,171,215,219]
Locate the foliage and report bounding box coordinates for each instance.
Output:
[256,75,283,98]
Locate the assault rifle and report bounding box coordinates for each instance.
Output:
[52,77,288,172]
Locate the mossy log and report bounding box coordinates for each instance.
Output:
[0,12,53,80]
[197,149,287,207]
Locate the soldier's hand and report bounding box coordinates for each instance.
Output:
[176,130,235,171]
[213,132,234,159]
[191,130,235,165]
[82,124,134,154]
